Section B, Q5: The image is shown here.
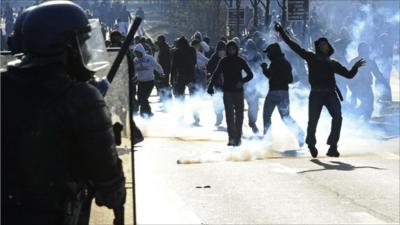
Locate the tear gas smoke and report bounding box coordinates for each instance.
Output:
[114,0,399,165]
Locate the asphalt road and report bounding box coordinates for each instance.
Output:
[90,93,400,225]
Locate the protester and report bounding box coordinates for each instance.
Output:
[207,41,227,126]
[261,43,305,147]
[208,41,254,146]
[349,42,388,121]
[155,35,172,108]
[133,43,165,117]
[275,22,365,158]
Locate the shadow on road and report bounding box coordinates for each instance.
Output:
[298,159,385,174]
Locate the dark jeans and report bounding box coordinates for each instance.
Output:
[138,80,155,116]
[263,90,304,141]
[155,75,172,103]
[245,90,260,128]
[174,80,196,100]
[306,91,342,147]
[223,91,244,140]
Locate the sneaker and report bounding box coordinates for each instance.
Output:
[234,138,242,146]
[326,146,340,157]
[308,145,318,158]
[250,125,259,134]
[227,138,235,146]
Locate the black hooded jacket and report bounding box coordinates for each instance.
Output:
[262,43,293,91]
[280,31,359,90]
[171,37,197,83]
[210,41,253,92]
[207,41,226,88]
[157,41,171,76]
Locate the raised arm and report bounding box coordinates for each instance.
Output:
[333,58,366,79]
[275,23,313,60]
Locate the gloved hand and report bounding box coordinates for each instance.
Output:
[274,22,284,33]
[207,85,214,95]
[260,62,268,69]
[95,176,126,209]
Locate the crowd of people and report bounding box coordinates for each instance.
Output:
[1,0,398,153]
[0,0,146,50]
[1,1,398,224]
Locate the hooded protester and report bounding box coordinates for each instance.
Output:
[171,36,197,99]
[261,43,305,147]
[208,41,254,146]
[133,43,165,117]
[155,35,172,107]
[348,42,388,122]
[275,23,365,158]
[106,30,123,47]
[190,39,209,126]
[192,39,209,90]
[192,31,210,55]
[117,5,132,36]
[243,39,264,134]
[207,41,226,126]
[171,36,199,124]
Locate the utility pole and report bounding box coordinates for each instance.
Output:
[277,0,287,28]
[236,0,241,37]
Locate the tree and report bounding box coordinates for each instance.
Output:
[168,0,227,44]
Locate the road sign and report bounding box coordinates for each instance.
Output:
[286,0,309,21]
[228,8,245,26]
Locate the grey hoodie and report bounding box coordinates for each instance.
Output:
[133,44,164,82]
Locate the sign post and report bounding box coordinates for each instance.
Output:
[286,0,309,22]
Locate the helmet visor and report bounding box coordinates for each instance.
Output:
[80,19,110,72]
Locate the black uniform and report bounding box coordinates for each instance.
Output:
[1,64,125,225]
[1,2,125,224]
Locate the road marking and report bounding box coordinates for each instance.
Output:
[350,212,387,224]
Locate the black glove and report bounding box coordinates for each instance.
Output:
[260,62,268,69]
[274,22,284,33]
[95,176,126,209]
[207,85,214,95]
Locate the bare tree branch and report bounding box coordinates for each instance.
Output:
[276,0,284,9]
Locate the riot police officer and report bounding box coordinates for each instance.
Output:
[1,1,126,224]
